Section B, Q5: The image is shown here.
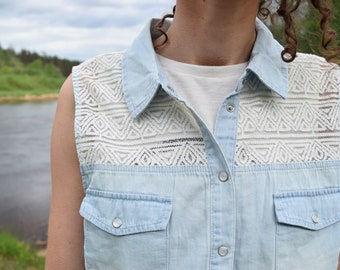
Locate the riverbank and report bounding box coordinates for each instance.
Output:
[0,93,59,104]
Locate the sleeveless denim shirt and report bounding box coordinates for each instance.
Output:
[73,19,340,269]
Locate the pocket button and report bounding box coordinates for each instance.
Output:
[311,214,319,224]
[112,217,123,228]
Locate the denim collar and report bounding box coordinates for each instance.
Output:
[122,18,288,118]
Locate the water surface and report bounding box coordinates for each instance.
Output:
[0,101,57,245]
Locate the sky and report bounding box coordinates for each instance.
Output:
[0,0,174,61]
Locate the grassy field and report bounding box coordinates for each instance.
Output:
[0,50,66,103]
[0,73,62,97]
[0,60,64,97]
[0,232,45,270]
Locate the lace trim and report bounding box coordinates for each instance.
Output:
[73,53,207,166]
[74,53,339,167]
[236,54,340,165]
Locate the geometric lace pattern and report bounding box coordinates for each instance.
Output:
[73,53,207,166]
[236,54,340,165]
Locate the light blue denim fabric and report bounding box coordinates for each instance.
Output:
[77,19,340,269]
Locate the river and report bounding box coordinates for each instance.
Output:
[0,100,57,246]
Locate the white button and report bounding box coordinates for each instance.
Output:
[226,103,235,112]
[112,217,122,228]
[218,246,229,257]
[219,171,229,182]
[311,214,319,224]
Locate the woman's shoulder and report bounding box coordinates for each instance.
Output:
[285,53,339,103]
[72,51,126,106]
[288,53,339,87]
[289,52,339,70]
[73,51,125,76]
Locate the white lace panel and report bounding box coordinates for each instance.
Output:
[236,54,340,166]
[74,53,207,166]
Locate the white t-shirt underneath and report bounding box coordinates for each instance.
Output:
[157,55,248,132]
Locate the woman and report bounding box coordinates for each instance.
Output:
[45,0,340,269]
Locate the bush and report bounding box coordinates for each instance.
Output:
[0,231,45,270]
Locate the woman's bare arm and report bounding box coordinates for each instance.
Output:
[45,75,85,269]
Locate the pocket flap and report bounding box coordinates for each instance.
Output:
[274,188,340,230]
[80,189,172,236]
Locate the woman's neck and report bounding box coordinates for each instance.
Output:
[154,0,259,66]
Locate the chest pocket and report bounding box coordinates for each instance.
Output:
[274,187,340,270]
[80,188,172,270]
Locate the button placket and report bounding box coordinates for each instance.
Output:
[194,93,238,268]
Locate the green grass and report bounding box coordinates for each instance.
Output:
[0,56,66,99]
[0,232,45,270]
[0,72,64,97]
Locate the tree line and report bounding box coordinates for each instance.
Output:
[0,45,80,77]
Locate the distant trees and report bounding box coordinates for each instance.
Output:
[17,49,80,77]
[0,45,80,77]
[0,46,75,94]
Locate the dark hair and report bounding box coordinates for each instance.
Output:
[156,1,340,63]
